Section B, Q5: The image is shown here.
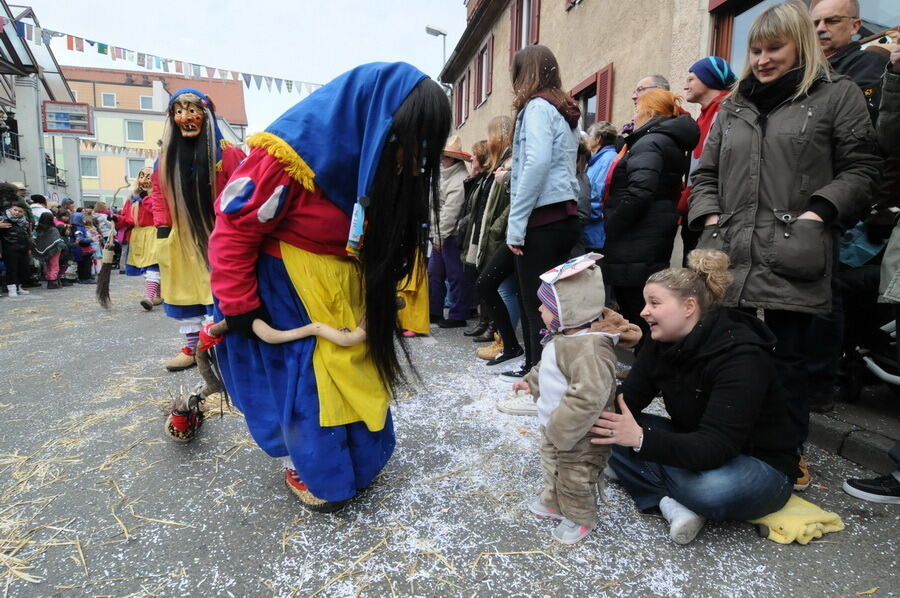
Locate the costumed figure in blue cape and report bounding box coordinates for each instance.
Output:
[207,62,451,512]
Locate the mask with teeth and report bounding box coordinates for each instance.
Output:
[172,98,205,138]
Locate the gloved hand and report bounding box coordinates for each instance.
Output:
[156,226,171,239]
[224,305,271,339]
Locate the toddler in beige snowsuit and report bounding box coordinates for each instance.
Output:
[514,254,619,545]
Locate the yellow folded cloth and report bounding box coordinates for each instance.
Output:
[750,494,845,545]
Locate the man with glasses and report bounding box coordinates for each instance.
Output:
[621,75,670,134]
[811,0,887,122]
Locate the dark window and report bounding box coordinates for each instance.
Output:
[474,36,494,107]
[570,63,614,129]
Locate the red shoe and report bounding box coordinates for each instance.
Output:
[284,468,349,513]
[401,330,417,338]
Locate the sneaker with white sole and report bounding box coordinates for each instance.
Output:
[659,496,706,545]
[499,365,530,383]
[842,471,900,505]
[552,518,593,545]
[527,496,564,520]
[496,392,537,416]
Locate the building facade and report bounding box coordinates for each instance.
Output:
[442,0,898,149]
[61,66,248,207]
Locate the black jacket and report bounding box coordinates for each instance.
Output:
[622,308,800,479]
[0,217,31,253]
[603,114,699,287]
[829,41,889,125]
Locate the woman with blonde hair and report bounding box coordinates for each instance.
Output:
[603,89,699,341]
[688,0,881,488]
[592,249,797,545]
[467,116,524,359]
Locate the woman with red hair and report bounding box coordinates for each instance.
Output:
[603,89,699,342]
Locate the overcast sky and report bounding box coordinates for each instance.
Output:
[23,0,464,133]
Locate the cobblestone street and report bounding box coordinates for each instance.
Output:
[0,277,898,597]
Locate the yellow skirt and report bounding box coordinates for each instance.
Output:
[280,242,390,430]
[126,225,160,269]
[397,254,430,334]
[156,226,212,307]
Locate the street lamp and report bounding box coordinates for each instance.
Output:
[425,25,447,69]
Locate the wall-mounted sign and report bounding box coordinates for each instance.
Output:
[42,101,93,136]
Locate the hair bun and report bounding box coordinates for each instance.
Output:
[686,249,733,306]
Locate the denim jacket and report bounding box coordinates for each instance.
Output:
[507,98,579,246]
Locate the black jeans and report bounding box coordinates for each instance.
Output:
[515,217,579,367]
[762,309,814,453]
[476,244,521,351]
[3,250,29,286]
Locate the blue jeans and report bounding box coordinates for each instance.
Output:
[609,415,792,521]
[498,275,519,329]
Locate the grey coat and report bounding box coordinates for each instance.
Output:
[689,74,881,314]
[878,66,900,304]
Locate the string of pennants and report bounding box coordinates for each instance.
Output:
[2,17,322,95]
[79,139,159,158]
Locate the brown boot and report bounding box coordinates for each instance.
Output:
[140,298,154,311]
[476,334,504,360]
[165,348,197,372]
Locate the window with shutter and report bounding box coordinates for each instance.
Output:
[570,63,614,129]
[509,0,541,64]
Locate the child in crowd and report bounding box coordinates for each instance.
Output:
[33,212,66,289]
[1,203,33,296]
[512,254,619,544]
[84,215,102,275]
[70,212,94,284]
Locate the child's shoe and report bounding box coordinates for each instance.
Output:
[552,518,593,545]
[284,469,349,513]
[165,348,197,372]
[16,285,29,295]
[659,496,706,545]
[527,496,564,521]
[496,391,537,415]
[6,284,17,297]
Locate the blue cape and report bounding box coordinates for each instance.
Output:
[169,88,225,162]
[261,62,427,216]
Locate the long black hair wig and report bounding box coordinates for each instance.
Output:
[362,78,450,390]
[158,93,217,265]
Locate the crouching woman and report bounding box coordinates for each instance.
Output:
[591,249,797,544]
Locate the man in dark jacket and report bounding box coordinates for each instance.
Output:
[811,0,887,124]
[806,0,890,413]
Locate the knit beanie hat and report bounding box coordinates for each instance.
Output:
[537,281,560,330]
[689,56,736,91]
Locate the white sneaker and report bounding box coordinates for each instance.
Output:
[496,392,537,416]
[6,284,17,297]
[16,286,29,295]
[659,496,706,545]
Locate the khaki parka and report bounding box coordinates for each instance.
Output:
[689,73,881,314]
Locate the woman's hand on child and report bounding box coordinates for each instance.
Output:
[590,395,643,448]
[511,381,529,393]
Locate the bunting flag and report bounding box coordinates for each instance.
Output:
[27,23,323,97]
[79,139,159,158]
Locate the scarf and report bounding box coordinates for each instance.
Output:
[4,209,26,225]
[737,68,804,115]
[533,91,581,129]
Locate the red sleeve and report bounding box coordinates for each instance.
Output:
[209,148,295,316]
[149,167,172,227]
[119,199,136,229]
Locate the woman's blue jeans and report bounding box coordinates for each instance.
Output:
[498,275,519,329]
[609,415,792,521]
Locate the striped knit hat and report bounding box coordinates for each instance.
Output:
[537,281,561,330]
